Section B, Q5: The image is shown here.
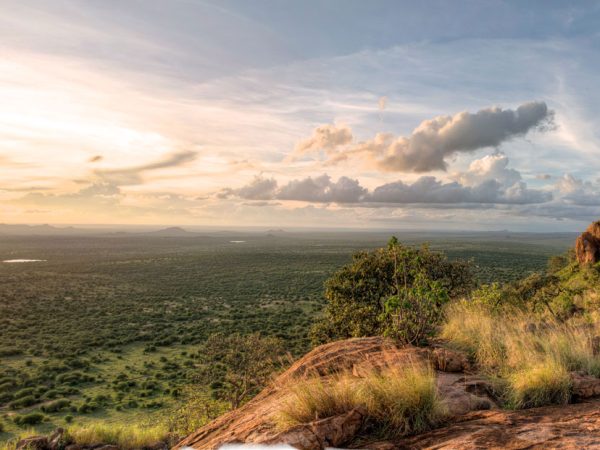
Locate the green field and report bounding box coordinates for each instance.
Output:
[0,230,576,440]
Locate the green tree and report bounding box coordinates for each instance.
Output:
[197,332,284,409]
[311,237,474,344]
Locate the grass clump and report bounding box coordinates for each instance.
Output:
[440,300,600,409]
[276,374,357,427]
[66,423,171,450]
[507,360,572,409]
[276,364,446,439]
[358,365,446,437]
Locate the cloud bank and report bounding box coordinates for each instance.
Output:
[295,101,553,172]
[222,154,550,206]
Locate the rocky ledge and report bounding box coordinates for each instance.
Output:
[174,336,600,450]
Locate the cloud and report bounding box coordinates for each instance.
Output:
[89,155,103,163]
[368,177,550,205]
[556,173,600,205]
[95,150,197,185]
[292,124,353,157]
[222,175,278,200]
[277,174,367,203]
[295,101,553,172]
[224,154,550,206]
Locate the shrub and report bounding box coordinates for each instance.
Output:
[13,412,45,426]
[311,238,473,344]
[41,398,71,413]
[9,395,36,409]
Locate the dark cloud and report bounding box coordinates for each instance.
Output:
[295,101,553,172]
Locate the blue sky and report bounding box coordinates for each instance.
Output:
[1,0,600,230]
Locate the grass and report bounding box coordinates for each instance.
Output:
[440,300,600,408]
[275,364,447,439]
[66,423,171,450]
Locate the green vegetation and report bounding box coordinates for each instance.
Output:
[0,230,574,443]
[196,333,285,409]
[276,365,446,438]
[311,237,474,344]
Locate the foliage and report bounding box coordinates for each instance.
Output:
[196,332,285,409]
[13,413,45,426]
[379,238,449,344]
[311,238,472,344]
[276,364,446,439]
[164,388,228,435]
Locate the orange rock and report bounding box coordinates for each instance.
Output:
[575,221,600,265]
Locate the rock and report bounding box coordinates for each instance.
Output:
[47,428,64,450]
[571,372,600,399]
[310,408,364,447]
[431,347,471,372]
[575,221,600,265]
[95,446,119,450]
[437,372,497,417]
[64,445,83,450]
[16,436,48,450]
[258,425,322,450]
[396,401,600,449]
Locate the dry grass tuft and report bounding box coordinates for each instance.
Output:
[66,423,171,450]
[275,364,446,439]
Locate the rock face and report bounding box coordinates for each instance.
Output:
[397,400,600,450]
[575,221,600,265]
[173,337,493,450]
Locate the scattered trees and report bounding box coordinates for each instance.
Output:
[196,332,285,409]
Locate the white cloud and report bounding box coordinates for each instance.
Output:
[294,102,553,172]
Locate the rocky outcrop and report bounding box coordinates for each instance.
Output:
[575,221,600,265]
[173,337,493,450]
[396,400,600,449]
[175,336,600,450]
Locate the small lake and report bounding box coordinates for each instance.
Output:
[3,259,47,263]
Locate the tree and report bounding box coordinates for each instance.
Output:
[197,332,284,409]
[310,237,474,345]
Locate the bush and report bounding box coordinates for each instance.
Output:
[311,238,473,344]
[41,398,71,413]
[14,412,45,426]
[276,365,447,439]
[9,395,36,409]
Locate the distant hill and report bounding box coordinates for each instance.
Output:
[0,224,85,235]
[144,227,195,237]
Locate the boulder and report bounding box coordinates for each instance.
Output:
[16,436,48,450]
[575,221,600,265]
[571,372,600,399]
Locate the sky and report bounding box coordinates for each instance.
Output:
[1,0,600,231]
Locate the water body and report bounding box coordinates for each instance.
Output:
[3,259,47,263]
